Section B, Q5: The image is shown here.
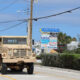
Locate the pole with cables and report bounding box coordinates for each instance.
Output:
[27,0,33,51]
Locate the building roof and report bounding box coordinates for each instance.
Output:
[0,36,27,38]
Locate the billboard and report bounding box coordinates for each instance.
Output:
[41,33,57,50]
[41,34,49,49]
[49,37,57,49]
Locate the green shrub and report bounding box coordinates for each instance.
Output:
[73,58,80,70]
[59,54,75,68]
[63,48,80,54]
[36,53,45,59]
[41,53,80,70]
[42,53,59,67]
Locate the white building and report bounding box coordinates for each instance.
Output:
[33,41,41,55]
[67,41,79,50]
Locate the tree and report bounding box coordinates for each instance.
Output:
[72,37,77,41]
[58,32,76,44]
[58,32,77,53]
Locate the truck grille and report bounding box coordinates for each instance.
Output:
[13,49,26,58]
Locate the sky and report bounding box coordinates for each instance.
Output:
[0,0,80,41]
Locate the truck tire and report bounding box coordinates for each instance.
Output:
[27,63,34,74]
[0,64,1,72]
[0,63,1,72]
[1,64,7,74]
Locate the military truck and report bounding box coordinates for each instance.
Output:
[0,36,36,74]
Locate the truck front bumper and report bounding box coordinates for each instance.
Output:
[3,58,36,63]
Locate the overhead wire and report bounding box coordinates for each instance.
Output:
[0,6,80,23]
[0,6,80,32]
[33,7,80,21]
[0,19,27,24]
[0,21,26,32]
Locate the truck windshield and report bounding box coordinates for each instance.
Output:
[3,38,27,44]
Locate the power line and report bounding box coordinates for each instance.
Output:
[0,6,79,23]
[0,19,27,24]
[0,21,26,32]
[33,7,80,21]
[0,0,18,12]
[0,6,79,30]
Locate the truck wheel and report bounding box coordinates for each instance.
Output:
[0,63,1,72]
[0,65,1,72]
[27,63,34,74]
[1,64,7,74]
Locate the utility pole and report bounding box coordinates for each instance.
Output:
[27,0,33,51]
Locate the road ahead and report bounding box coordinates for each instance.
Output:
[0,65,80,80]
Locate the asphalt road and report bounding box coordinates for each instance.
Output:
[0,65,80,80]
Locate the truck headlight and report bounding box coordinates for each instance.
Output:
[14,50,17,53]
[2,53,6,58]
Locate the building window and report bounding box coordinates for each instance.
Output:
[3,38,27,44]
